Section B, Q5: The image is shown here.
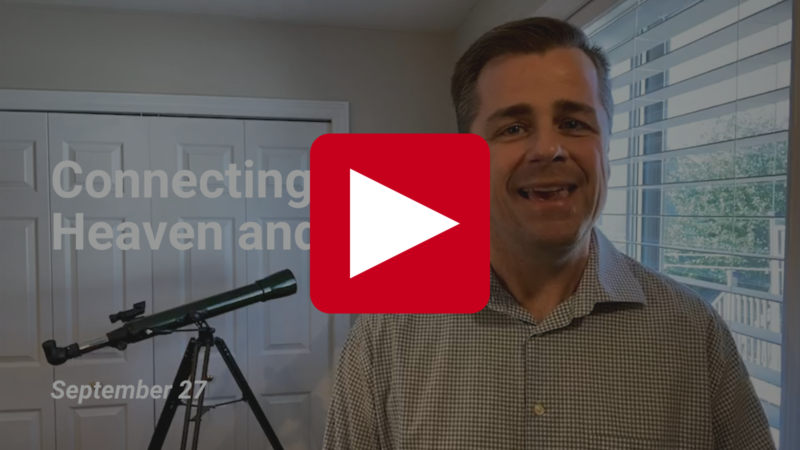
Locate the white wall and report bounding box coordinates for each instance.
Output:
[0,4,457,133]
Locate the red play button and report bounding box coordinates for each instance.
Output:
[309,134,489,314]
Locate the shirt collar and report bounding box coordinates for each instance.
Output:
[487,228,646,326]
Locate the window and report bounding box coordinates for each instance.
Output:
[583,0,791,446]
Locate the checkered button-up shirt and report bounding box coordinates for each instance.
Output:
[323,229,775,449]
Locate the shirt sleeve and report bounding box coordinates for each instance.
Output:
[707,312,776,450]
[323,315,380,450]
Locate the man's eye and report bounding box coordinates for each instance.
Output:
[503,124,525,135]
[561,120,587,130]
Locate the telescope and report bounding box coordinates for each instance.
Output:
[41,269,298,450]
[42,269,296,365]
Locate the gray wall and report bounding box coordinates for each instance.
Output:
[0,4,457,133]
[454,0,550,59]
[453,0,621,59]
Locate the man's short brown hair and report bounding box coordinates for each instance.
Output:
[451,17,613,134]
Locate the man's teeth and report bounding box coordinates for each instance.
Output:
[520,186,571,199]
[522,187,568,194]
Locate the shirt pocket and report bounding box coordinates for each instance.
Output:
[586,432,683,450]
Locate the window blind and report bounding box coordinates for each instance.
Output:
[584,0,790,445]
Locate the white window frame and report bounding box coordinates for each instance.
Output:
[779,0,800,444]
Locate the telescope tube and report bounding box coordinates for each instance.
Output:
[42,269,297,366]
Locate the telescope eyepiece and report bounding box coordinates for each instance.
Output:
[42,340,79,366]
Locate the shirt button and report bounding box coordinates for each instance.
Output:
[533,402,546,416]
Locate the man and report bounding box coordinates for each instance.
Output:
[323,17,775,449]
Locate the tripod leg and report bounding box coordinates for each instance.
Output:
[214,337,284,450]
[190,341,212,450]
[179,338,203,450]
[148,338,198,450]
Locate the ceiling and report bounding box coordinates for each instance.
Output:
[1,0,481,32]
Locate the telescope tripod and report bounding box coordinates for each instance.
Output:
[148,321,284,450]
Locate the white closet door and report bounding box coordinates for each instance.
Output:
[149,116,249,450]
[244,120,332,450]
[48,113,155,450]
[0,112,56,450]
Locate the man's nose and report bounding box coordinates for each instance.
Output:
[525,127,567,163]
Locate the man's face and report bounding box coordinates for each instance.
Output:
[470,48,610,252]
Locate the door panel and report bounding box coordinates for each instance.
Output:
[245,120,331,450]
[0,111,56,450]
[150,116,249,450]
[48,113,154,450]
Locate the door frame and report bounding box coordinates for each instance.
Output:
[0,87,353,376]
[0,89,348,132]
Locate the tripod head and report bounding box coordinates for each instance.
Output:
[42,269,297,366]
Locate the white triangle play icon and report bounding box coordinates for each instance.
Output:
[350,169,458,278]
